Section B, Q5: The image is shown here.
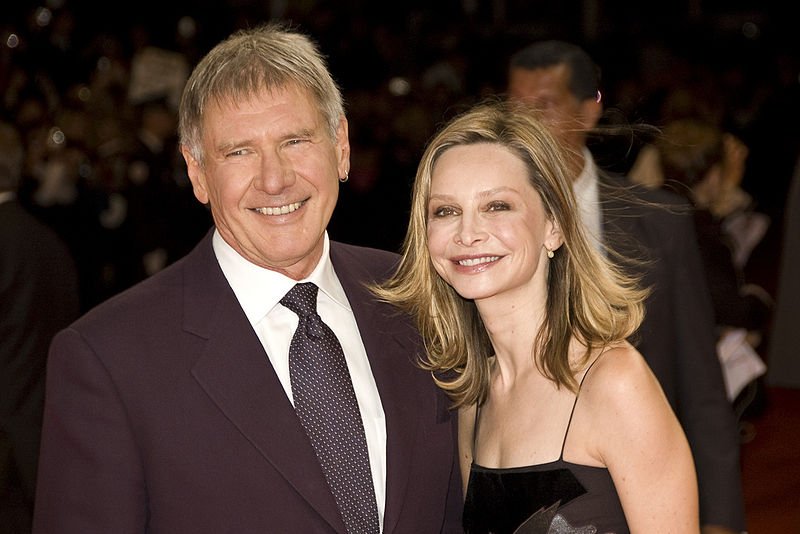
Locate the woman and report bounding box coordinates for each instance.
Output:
[375,101,699,533]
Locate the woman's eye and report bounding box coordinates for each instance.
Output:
[487,201,510,212]
[431,206,457,218]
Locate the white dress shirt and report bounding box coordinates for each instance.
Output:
[573,148,604,252]
[213,230,387,529]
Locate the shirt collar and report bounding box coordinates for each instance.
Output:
[212,230,350,325]
[573,147,598,195]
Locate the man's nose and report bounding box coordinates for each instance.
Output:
[255,152,296,194]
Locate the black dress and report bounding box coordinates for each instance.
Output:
[463,358,629,534]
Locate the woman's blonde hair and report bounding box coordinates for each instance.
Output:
[374,100,647,407]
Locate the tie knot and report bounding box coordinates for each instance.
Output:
[280,282,319,319]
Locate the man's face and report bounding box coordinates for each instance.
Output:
[507,63,600,154]
[183,85,349,279]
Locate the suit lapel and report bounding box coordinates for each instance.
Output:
[331,244,422,534]
[183,234,345,532]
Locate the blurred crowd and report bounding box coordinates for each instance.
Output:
[2,2,799,531]
[1,0,797,315]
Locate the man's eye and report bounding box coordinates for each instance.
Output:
[226,149,247,157]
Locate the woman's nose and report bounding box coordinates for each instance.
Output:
[455,213,487,246]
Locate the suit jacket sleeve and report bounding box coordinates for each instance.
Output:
[667,207,746,530]
[0,203,80,500]
[34,327,148,533]
[443,413,465,533]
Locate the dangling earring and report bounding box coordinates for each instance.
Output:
[546,247,554,259]
[339,172,349,183]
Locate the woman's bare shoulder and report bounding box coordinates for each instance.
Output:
[577,342,686,466]
[578,342,665,412]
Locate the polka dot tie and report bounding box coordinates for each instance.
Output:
[281,283,380,534]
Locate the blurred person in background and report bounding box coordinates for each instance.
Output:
[0,121,80,534]
[654,118,772,339]
[506,40,746,534]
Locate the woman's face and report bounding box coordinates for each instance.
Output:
[426,143,559,303]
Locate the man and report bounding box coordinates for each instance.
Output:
[0,121,80,531]
[33,24,462,533]
[507,41,746,534]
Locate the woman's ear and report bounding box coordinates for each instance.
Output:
[546,217,564,252]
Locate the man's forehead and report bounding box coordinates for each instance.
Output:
[511,64,571,90]
[206,83,312,113]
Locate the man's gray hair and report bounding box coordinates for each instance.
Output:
[178,22,345,165]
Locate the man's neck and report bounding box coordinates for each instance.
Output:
[566,145,588,182]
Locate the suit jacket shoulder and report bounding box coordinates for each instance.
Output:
[330,240,400,282]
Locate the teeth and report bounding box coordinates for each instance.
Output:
[458,256,499,266]
[254,201,302,215]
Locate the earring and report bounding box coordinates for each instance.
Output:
[546,248,554,259]
[339,172,349,183]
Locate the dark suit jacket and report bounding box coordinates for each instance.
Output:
[33,232,462,533]
[0,200,79,501]
[599,174,745,530]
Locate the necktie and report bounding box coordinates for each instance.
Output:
[281,282,380,534]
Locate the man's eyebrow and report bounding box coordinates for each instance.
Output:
[214,127,319,154]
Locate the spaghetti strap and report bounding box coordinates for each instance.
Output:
[473,404,481,453]
[558,353,606,459]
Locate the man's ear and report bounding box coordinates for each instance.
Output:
[181,146,209,204]
[579,97,603,131]
[335,116,351,180]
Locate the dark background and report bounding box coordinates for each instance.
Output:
[2,0,797,302]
